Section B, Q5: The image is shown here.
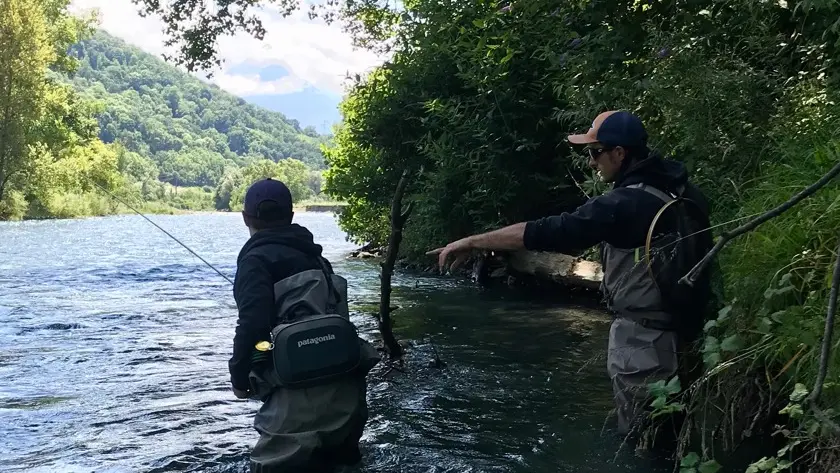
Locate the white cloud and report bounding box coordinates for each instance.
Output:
[68,0,387,97]
[213,72,308,96]
[69,0,171,57]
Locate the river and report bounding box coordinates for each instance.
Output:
[0,212,671,473]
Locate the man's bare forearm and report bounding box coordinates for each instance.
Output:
[466,222,527,251]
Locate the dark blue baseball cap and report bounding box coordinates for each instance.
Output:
[567,110,648,148]
[243,177,293,221]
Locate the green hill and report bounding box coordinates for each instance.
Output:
[64,30,328,190]
[0,3,332,221]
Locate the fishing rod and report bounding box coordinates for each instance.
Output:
[92,182,234,285]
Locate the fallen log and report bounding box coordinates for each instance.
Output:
[503,250,603,290]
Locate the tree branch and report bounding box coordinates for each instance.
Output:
[392,169,412,223]
[809,234,840,405]
[680,160,840,287]
[804,233,840,434]
[378,168,413,359]
[400,201,414,222]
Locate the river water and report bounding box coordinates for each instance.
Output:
[0,212,670,473]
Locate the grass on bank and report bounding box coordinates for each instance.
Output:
[293,198,349,212]
[651,135,840,472]
[0,182,348,222]
[0,183,215,221]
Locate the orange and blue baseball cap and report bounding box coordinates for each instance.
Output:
[567,110,648,148]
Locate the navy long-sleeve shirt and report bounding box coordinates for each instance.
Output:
[230,224,332,391]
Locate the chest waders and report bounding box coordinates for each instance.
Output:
[602,183,703,437]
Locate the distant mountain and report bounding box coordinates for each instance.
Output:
[62,31,329,188]
[246,88,342,135]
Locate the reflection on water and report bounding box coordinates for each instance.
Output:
[0,213,668,473]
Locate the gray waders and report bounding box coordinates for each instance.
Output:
[607,317,679,435]
[248,371,368,472]
[602,183,699,436]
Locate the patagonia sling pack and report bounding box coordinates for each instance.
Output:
[629,183,713,340]
[265,257,378,389]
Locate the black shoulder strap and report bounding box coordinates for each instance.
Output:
[315,256,340,312]
[626,182,677,203]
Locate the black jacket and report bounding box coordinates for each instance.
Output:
[230,223,332,390]
[524,151,711,254]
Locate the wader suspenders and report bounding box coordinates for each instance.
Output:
[315,256,340,314]
[614,183,687,332]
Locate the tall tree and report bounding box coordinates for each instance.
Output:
[0,0,99,205]
[0,0,52,202]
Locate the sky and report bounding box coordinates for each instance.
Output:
[68,0,388,133]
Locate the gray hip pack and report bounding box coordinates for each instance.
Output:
[262,257,381,389]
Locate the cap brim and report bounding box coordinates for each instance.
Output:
[567,133,598,145]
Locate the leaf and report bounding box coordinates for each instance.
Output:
[778,272,793,287]
[704,336,720,353]
[698,459,722,473]
[789,383,809,402]
[777,440,801,457]
[757,317,773,334]
[770,310,787,323]
[746,457,777,473]
[681,452,700,468]
[651,402,686,418]
[717,305,732,321]
[703,336,721,367]
[774,460,793,472]
[648,379,667,397]
[500,49,514,64]
[704,319,718,331]
[720,334,743,352]
[665,375,682,395]
[650,396,667,410]
[472,19,485,28]
[756,457,777,470]
[704,351,721,368]
[779,403,804,418]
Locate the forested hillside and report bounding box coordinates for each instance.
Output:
[0,3,330,222]
[65,31,327,188]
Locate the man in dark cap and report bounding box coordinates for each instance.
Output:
[428,111,714,440]
[232,177,374,472]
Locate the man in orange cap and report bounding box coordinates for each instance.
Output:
[428,110,714,439]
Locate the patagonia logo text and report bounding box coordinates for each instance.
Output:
[297,334,336,348]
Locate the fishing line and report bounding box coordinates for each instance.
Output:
[641,206,779,257]
[92,182,234,285]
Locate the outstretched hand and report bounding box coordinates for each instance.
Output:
[426,237,473,273]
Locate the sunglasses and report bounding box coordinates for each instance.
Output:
[586,146,615,160]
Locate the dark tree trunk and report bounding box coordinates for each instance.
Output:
[378,168,414,359]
